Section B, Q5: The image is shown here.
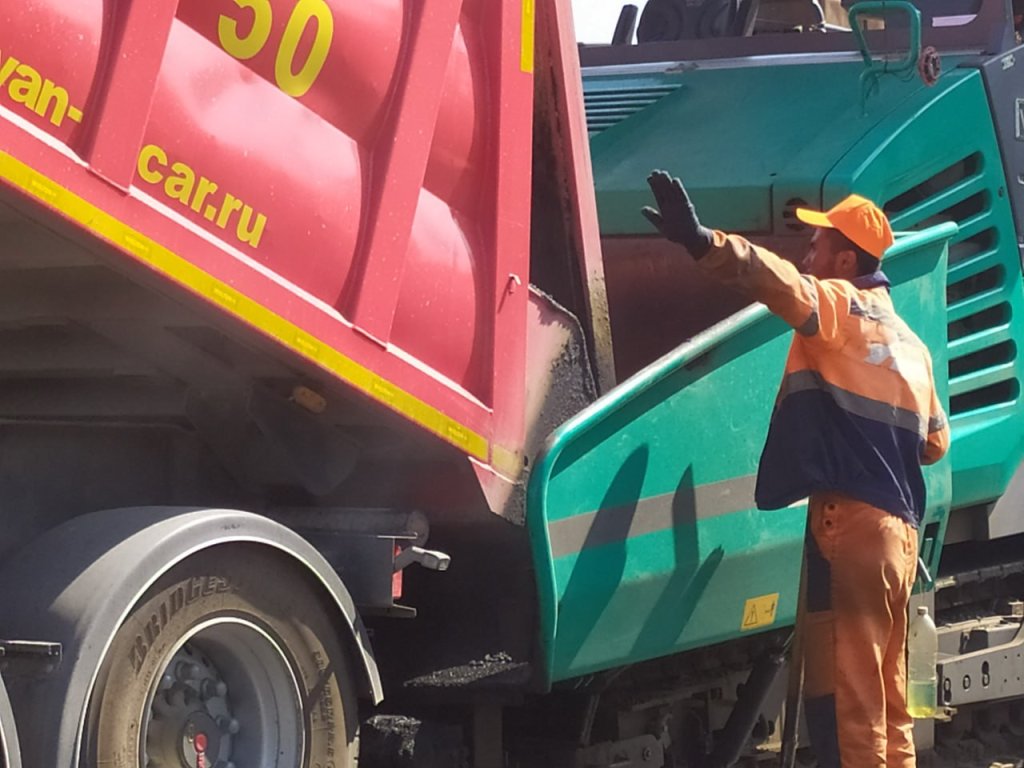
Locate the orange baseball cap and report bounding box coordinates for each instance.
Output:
[796,194,894,259]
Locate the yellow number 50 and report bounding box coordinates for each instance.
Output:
[218,0,334,98]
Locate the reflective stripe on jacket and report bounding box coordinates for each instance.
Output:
[698,231,950,525]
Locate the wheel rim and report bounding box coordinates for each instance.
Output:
[140,618,304,768]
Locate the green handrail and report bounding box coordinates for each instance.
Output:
[849,0,922,75]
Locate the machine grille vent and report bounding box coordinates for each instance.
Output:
[883,151,1020,416]
[781,198,811,231]
[584,83,681,135]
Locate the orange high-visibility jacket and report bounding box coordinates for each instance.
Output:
[699,231,950,525]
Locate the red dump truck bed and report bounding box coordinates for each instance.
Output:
[0,0,535,473]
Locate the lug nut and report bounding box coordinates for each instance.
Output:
[218,716,240,735]
[176,662,200,681]
[158,673,175,691]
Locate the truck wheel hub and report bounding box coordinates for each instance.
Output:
[141,621,303,768]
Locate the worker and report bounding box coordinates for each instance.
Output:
[642,170,949,768]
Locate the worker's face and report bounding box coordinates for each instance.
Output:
[802,228,855,280]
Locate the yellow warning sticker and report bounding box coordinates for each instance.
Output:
[521,0,535,73]
[741,593,779,631]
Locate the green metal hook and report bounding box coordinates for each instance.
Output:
[849,0,922,73]
[848,1,922,111]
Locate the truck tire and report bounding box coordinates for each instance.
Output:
[82,544,358,768]
[0,672,21,768]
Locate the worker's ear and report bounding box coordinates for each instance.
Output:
[835,248,859,279]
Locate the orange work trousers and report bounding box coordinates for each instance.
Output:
[802,492,919,768]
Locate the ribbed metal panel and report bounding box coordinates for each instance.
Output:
[584,84,681,135]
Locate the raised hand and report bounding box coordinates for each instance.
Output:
[642,170,714,258]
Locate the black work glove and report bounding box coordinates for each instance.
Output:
[642,170,714,259]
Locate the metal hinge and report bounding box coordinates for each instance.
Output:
[0,640,62,678]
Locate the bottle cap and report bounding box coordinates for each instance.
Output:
[917,606,929,615]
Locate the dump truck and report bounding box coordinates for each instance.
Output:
[0,0,1018,767]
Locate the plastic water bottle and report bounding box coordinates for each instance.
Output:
[907,605,938,718]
